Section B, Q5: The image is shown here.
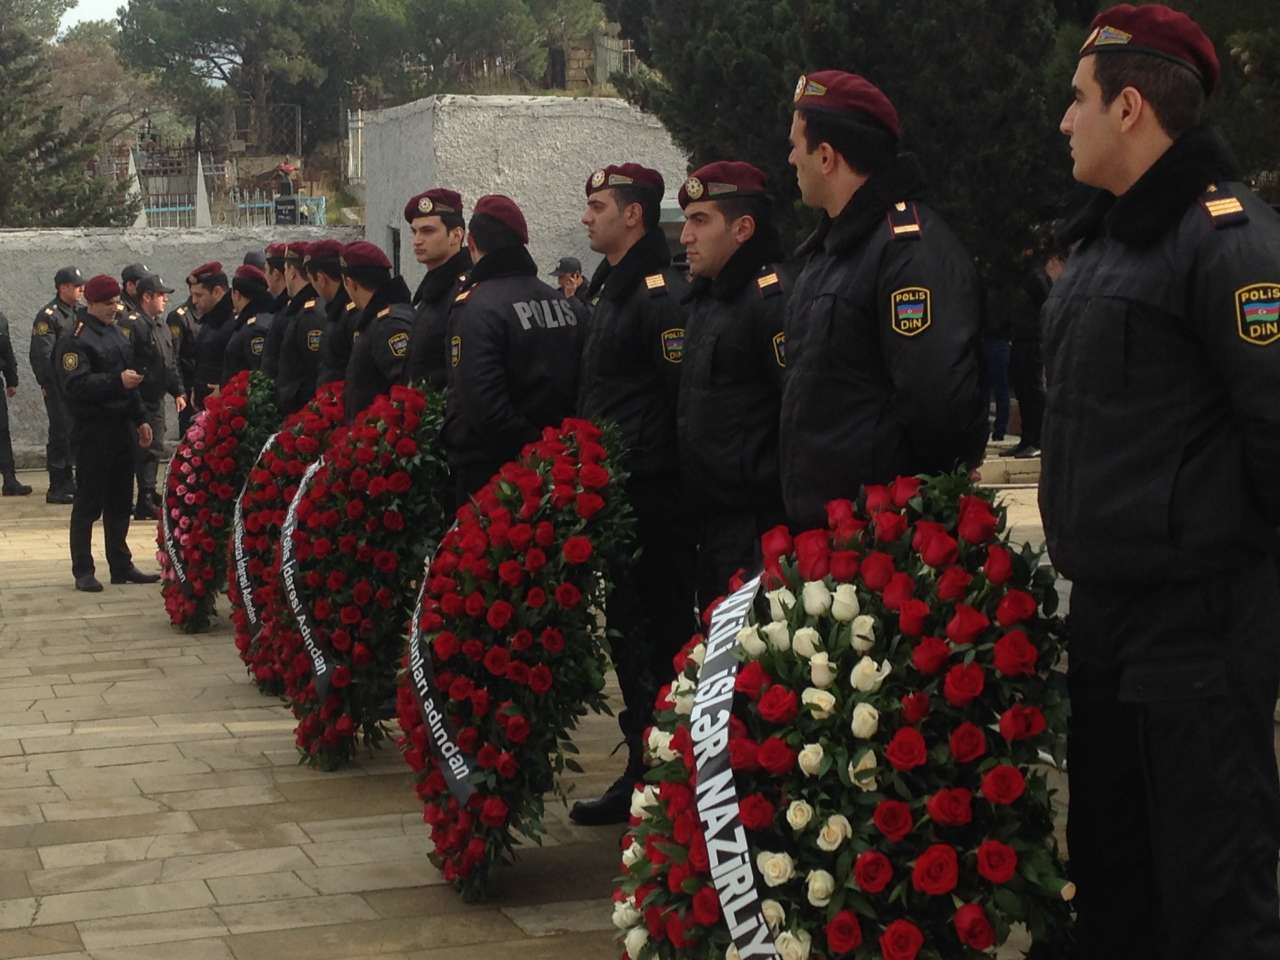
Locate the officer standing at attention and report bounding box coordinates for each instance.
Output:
[119,263,150,315]
[260,242,291,381]
[339,241,414,422]
[1043,7,1280,957]
[30,266,83,504]
[0,304,32,496]
[188,263,235,408]
[222,265,276,380]
[571,163,694,826]
[676,161,788,613]
[165,285,197,437]
[403,189,472,391]
[781,70,986,530]
[126,274,184,519]
[308,239,356,386]
[442,195,581,503]
[275,242,327,415]
[57,275,160,592]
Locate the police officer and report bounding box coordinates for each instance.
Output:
[308,240,356,386]
[187,262,236,408]
[0,304,32,496]
[572,163,694,826]
[119,263,150,316]
[222,265,276,381]
[442,195,580,502]
[676,162,788,612]
[1044,8,1280,957]
[123,274,184,519]
[274,242,327,415]
[339,241,414,423]
[781,70,985,530]
[260,242,291,381]
[403,189,471,390]
[57,275,160,592]
[30,266,83,504]
[165,289,197,437]
[550,255,592,327]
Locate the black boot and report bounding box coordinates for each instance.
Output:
[45,467,73,504]
[110,566,161,585]
[133,492,158,521]
[2,470,31,496]
[569,748,646,826]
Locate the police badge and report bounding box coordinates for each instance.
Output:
[684,177,705,201]
[418,197,434,214]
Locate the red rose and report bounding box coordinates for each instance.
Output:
[920,529,959,568]
[882,572,914,611]
[891,475,922,507]
[981,765,1027,805]
[331,665,351,688]
[760,524,793,562]
[994,630,1039,677]
[525,548,547,574]
[464,592,486,618]
[757,736,795,775]
[825,910,863,955]
[524,587,546,610]
[873,510,908,543]
[540,627,565,653]
[579,462,610,489]
[957,494,998,544]
[486,600,514,631]
[794,529,831,580]
[880,919,925,960]
[899,598,930,636]
[885,727,927,771]
[864,484,893,513]
[575,492,604,519]
[691,885,720,926]
[529,665,553,694]
[977,838,1018,884]
[534,521,555,547]
[505,714,530,744]
[757,684,798,725]
[860,551,895,590]
[727,737,759,771]
[562,535,593,565]
[498,560,524,587]
[901,691,930,725]
[873,799,913,842]
[943,663,985,707]
[911,636,951,675]
[483,646,510,675]
[829,550,860,581]
[912,842,959,895]
[826,498,856,528]
[949,722,987,763]
[999,704,1046,742]
[946,604,990,645]
[734,660,770,701]
[351,643,373,668]
[954,903,996,950]
[554,583,582,608]
[984,544,1014,585]
[738,792,775,830]
[937,565,974,602]
[853,850,893,893]
[926,788,973,827]
[996,589,1038,626]
[330,629,352,653]
[480,795,509,827]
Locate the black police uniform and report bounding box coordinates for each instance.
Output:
[166,300,197,435]
[259,289,291,381]
[1041,127,1280,960]
[119,307,181,515]
[317,286,357,386]
[223,295,276,382]
[1007,269,1048,452]
[575,226,696,817]
[780,161,986,530]
[404,249,472,391]
[343,277,414,423]
[274,286,327,415]
[677,237,788,611]
[0,310,29,493]
[57,312,145,581]
[191,293,235,408]
[442,245,581,502]
[30,297,79,497]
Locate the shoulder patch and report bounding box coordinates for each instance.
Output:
[33,319,50,336]
[772,331,786,367]
[303,299,317,309]
[454,288,471,304]
[450,335,462,367]
[250,336,266,355]
[387,331,410,357]
[376,306,391,319]
[890,287,931,337]
[44,307,54,316]
[645,273,668,297]
[1201,185,1248,229]
[306,329,322,352]
[345,301,357,312]
[61,351,79,372]
[168,322,182,337]
[1235,283,1280,347]
[887,201,923,241]
[120,325,132,340]
[660,327,685,363]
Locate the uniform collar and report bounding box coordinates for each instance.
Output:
[237,293,275,326]
[587,227,671,304]
[797,154,927,258]
[287,284,317,314]
[324,285,350,319]
[414,249,473,306]
[358,276,413,329]
[686,231,780,304]
[464,245,538,287]
[201,291,235,327]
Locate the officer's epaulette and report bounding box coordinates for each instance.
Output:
[1200,184,1248,229]
[176,307,186,316]
[644,273,668,297]
[345,301,357,312]
[246,316,257,326]
[454,288,472,304]
[756,266,783,298]
[73,322,84,337]
[303,299,317,309]
[376,306,391,319]
[43,307,54,316]
[886,201,923,241]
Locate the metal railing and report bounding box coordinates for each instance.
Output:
[143,193,197,229]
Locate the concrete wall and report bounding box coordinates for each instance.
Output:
[365,95,689,290]
[1,225,362,464]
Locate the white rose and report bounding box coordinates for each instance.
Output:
[761,899,786,932]
[624,925,649,959]
[725,947,741,960]
[831,583,860,622]
[767,587,796,621]
[801,686,836,720]
[737,625,767,659]
[851,614,877,653]
[849,749,879,792]
[809,652,835,689]
[621,839,642,868]
[612,899,641,929]
[629,784,659,821]
[802,580,832,617]
[776,929,813,960]
[785,800,813,832]
[792,626,821,659]
[797,742,825,777]
[672,673,696,715]
[647,728,677,764]
[850,655,892,692]
[687,642,706,667]
[755,850,795,887]
[850,701,880,739]
[762,621,791,652]
[806,869,836,907]
[817,813,852,852]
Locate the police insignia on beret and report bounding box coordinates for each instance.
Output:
[590,170,607,188]
[794,74,828,102]
[684,177,705,201]
[62,352,79,371]
[418,197,434,214]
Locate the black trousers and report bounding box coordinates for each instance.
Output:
[1009,337,1044,447]
[133,400,166,500]
[1067,565,1280,960]
[70,420,135,578]
[694,504,785,616]
[43,387,73,471]
[0,387,14,475]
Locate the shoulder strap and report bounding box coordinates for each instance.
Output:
[756,265,784,299]
[644,273,668,298]
[1200,184,1249,230]
[886,201,923,241]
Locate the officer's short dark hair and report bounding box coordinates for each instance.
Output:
[192,271,228,292]
[710,195,772,235]
[468,213,521,255]
[610,185,661,231]
[798,108,897,177]
[1092,52,1205,139]
[306,261,343,283]
[440,211,465,234]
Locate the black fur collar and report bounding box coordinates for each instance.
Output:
[686,231,782,303]
[324,285,350,321]
[238,293,275,326]
[201,291,234,328]
[466,245,538,286]
[1061,126,1239,248]
[415,249,473,306]
[797,154,927,258]
[586,227,671,304]
[286,283,317,315]
[365,276,412,315]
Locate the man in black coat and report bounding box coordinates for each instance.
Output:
[0,305,31,495]
[340,241,414,423]
[309,239,357,386]
[403,188,472,391]
[274,242,327,415]
[30,266,83,503]
[187,262,236,409]
[223,265,277,381]
[259,242,291,381]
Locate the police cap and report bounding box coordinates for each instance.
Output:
[54,266,83,287]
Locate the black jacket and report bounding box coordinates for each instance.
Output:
[405,249,472,391]
[119,309,182,404]
[677,234,788,512]
[1041,126,1280,583]
[223,295,277,382]
[260,290,291,380]
[780,157,986,529]
[578,227,689,480]
[56,311,145,425]
[192,292,236,402]
[165,300,197,395]
[30,297,77,390]
[344,277,414,423]
[0,311,17,388]
[274,285,327,415]
[442,245,581,467]
[318,286,358,386]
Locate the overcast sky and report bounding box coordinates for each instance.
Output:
[60,0,121,31]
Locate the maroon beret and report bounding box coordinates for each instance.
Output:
[472,194,529,246]
[234,264,268,285]
[83,274,121,303]
[585,163,665,200]
[304,239,343,265]
[187,261,225,286]
[679,161,770,208]
[284,241,309,263]
[232,264,269,297]
[265,242,288,264]
[340,241,392,272]
[1080,4,1219,94]
[793,70,902,140]
[404,188,463,223]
